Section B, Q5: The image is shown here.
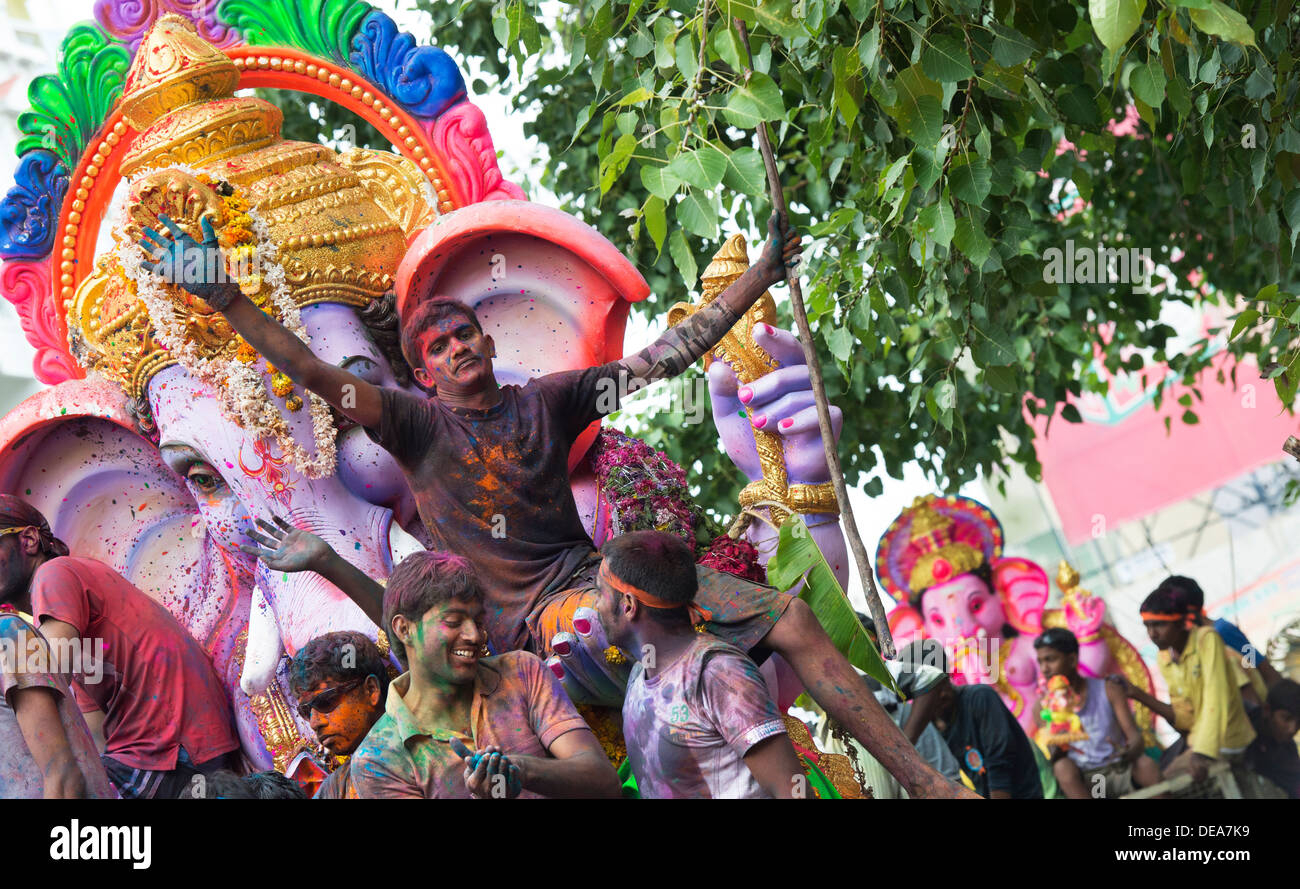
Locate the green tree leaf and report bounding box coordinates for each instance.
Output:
[668,229,698,288]
[640,164,682,200]
[644,195,667,253]
[1189,1,1257,47]
[667,144,728,190]
[1130,59,1167,108]
[1089,0,1147,51]
[723,72,786,129]
[917,198,956,248]
[675,189,719,238]
[949,155,992,205]
[922,34,975,82]
[954,216,992,265]
[991,24,1038,66]
[887,66,944,147]
[722,147,767,194]
[767,517,898,694]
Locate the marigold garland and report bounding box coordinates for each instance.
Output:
[112,163,338,478]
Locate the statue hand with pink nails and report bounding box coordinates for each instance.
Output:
[706,324,849,589]
[706,323,845,488]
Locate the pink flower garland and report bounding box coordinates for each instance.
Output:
[592,429,764,582]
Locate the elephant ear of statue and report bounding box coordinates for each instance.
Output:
[0,377,246,658]
[992,557,1050,635]
[886,604,926,649]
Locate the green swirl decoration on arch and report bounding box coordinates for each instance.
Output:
[16,23,130,172]
[217,0,375,65]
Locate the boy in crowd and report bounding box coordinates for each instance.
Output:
[1245,679,1300,798]
[0,495,238,799]
[1157,575,1278,701]
[349,551,620,798]
[287,631,391,799]
[1122,588,1255,783]
[140,210,966,798]
[906,661,1043,799]
[596,530,806,799]
[1033,628,1159,798]
[0,607,116,798]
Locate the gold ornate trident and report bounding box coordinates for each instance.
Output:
[668,236,838,527]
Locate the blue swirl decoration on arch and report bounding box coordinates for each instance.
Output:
[349,10,466,121]
[0,150,69,261]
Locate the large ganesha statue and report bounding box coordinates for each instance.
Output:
[878,494,1155,738]
[0,12,848,772]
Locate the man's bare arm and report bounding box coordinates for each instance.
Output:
[1109,674,1177,727]
[13,686,88,799]
[513,729,622,799]
[743,734,809,799]
[619,214,800,389]
[138,215,384,428]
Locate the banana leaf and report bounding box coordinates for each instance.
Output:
[765,515,901,700]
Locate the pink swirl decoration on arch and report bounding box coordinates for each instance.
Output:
[94,0,238,52]
[427,101,527,205]
[0,260,80,384]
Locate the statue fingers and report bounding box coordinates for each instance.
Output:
[738,363,806,413]
[157,213,186,240]
[751,323,808,367]
[706,358,741,402]
[773,403,843,440]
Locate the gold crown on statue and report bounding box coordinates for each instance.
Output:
[904,496,985,594]
[66,14,429,404]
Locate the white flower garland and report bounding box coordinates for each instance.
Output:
[116,163,338,478]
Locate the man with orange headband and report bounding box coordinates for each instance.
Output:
[597,531,806,798]
[1124,588,1255,783]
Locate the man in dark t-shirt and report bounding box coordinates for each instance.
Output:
[920,676,1042,799]
[367,364,622,651]
[137,210,972,798]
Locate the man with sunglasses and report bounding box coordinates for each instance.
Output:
[288,631,391,799]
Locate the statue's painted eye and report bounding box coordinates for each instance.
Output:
[341,356,383,385]
[186,465,223,494]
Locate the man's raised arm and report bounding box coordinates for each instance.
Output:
[619,213,800,389]
[137,215,384,428]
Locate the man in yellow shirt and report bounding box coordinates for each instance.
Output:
[1139,588,1255,783]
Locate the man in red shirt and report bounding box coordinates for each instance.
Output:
[0,495,240,798]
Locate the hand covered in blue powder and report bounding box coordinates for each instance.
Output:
[138,213,241,310]
[451,738,523,799]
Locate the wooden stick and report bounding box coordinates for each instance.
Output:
[733,19,895,657]
[1284,435,1300,462]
